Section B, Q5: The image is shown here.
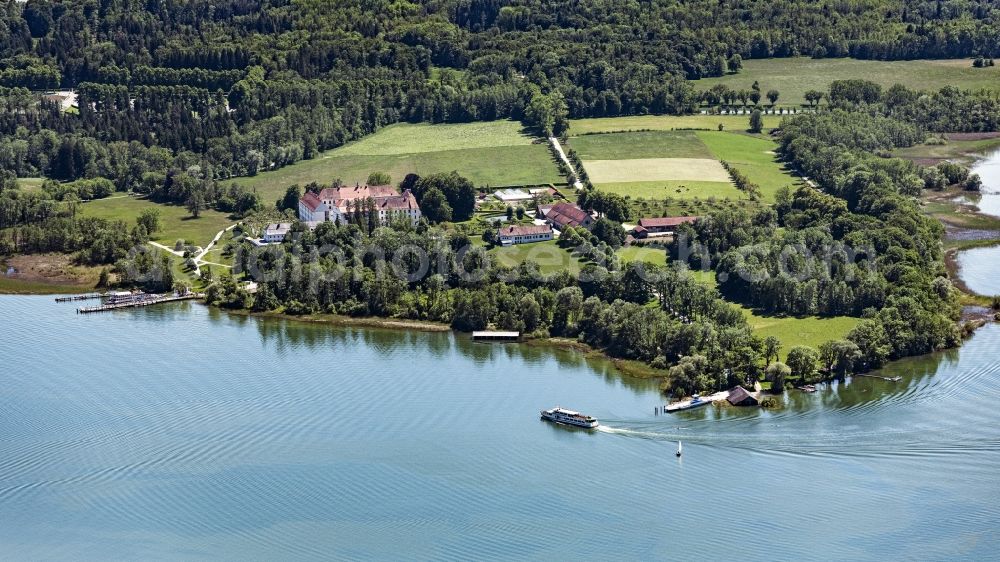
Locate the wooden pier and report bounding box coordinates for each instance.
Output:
[77,294,202,313]
[55,293,105,302]
[472,331,521,342]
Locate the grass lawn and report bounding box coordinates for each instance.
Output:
[599,179,742,200]
[693,57,1000,106]
[79,196,234,248]
[616,245,668,266]
[568,130,712,160]
[696,131,802,201]
[742,307,860,360]
[569,114,783,135]
[489,239,583,275]
[231,120,562,203]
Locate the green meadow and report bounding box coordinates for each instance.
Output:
[570,127,798,202]
[742,308,860,360]
[488,240,584,275]
[696,131,802,201]
[79,196,234,248]
[569,114,783,135]
[569,130,714,160]
[599,180,743,200]
[693,57,1000,106]
[231,121,563,203]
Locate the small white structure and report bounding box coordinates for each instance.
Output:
[263,222,292,244]
[497,224,554,246]
[493,188,533,203]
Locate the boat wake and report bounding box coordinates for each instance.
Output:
[596,425,684,440]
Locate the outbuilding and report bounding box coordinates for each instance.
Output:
[727,385,759,407]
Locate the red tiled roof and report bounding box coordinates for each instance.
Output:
[377,190,419,211]
[499,224,552,237]
[301,191,322,211]
[318,184,399,205]
[638,216,699,228]
[546,202,591,228]
[633,225,647,233]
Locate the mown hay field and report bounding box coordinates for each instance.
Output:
[585,158,731,183]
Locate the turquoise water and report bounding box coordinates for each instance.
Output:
[1,295,1000,560]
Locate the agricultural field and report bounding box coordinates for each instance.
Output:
[569,114,783,135]
[232,120,563,203]
[696,131,801,201]
[79,196,234,248]
[570,128,798,202]
[742,308,860,360]
[569,131,713,160]
[569,130,740,200]
[693,57,1000,106]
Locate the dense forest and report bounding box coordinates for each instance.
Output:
[3,0,1000,193]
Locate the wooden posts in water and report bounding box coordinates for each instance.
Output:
[76,294,201,313]
[55,293,104,302]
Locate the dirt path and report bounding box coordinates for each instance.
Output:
[549,137,584,191]
[149,224,237,276]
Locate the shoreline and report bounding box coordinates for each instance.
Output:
[221,308,453,333]
[227,308,669,381]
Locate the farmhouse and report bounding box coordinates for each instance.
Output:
[544,202,593,230]
[263,222,292,244]
[299,184,422,226]
[633,216,699,237]
[497,224,554,246]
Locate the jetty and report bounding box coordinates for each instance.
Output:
[77,292,202,313]
[472,331,521,342]
[55,293,105,302]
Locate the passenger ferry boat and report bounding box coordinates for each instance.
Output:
[540,407,599,429]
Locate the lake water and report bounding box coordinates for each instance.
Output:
[2,296,1000,560]
[968,147,1000,219]
[955,149,1000,296]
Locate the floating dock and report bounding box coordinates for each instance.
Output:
[472,331,521,342]
[77,294,201,313]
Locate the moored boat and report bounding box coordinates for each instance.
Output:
[540,407,599,429]
[664,394,712,413]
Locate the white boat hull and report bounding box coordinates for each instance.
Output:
[540,409,599,429]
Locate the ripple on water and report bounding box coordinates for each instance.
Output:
[2,296,1000,559]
